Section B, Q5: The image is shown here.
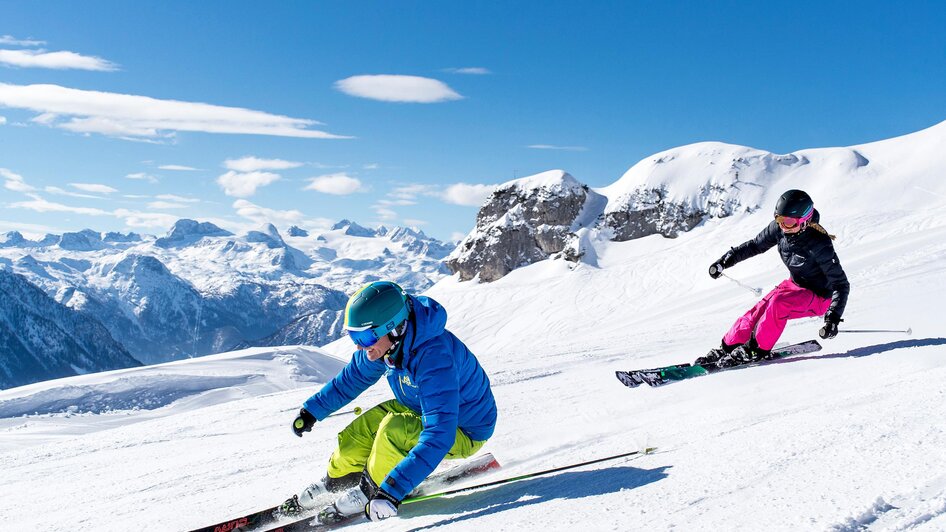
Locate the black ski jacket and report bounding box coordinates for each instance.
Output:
[720,216,850,320]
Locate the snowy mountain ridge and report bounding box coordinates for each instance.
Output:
[0,219,452,374]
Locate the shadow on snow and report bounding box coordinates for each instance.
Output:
[768,337,946,366]
[401,464,671,530]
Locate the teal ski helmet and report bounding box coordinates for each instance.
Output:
[343,281,409,348]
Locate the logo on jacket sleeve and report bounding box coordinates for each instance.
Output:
[399,375,417,389]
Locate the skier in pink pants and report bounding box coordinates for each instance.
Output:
[697,190,850,368]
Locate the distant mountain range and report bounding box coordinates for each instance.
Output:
[0,219,453,387]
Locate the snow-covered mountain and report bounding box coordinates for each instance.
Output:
[449,121,946,282]
[0,219,452,378]
[0,268,139,390]
[2,119,945,531]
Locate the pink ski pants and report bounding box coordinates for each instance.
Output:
[723,279,831,351]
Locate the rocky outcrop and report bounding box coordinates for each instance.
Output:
[446,170,604,282]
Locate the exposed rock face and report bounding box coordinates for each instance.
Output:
[603,187,705,240]
[446,170,603,282]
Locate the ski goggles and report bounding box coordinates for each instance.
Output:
[775,215,802,229]
[347,326,386,349]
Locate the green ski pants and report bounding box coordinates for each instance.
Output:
[326,399,486,487]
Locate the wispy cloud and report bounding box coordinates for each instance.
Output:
[444,67,491,75]
[10,192,184,228]
[217,170,280,197]
[402,218,428,226]
[158,164,199,171]
[0,35,46,47]
[126,172,159,184]
[70,183,117,194]
[0,116,6,125]
[335,75,463,103]
[304,173,364,195]
[147,201,189,210]
[224,156,302,173]
[527,144,589,152]
[155,194,199,203]
[389,184,440,202]
[0,83,352,140]
[112,209,180,229]
[11,194,111,216]
[0,49,119,71]
[232,199,307,226]
[442,183,496,206]
[2,168,36,192]
[45,186,103,199]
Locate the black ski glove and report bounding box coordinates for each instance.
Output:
[292,408,316,437]
[819,314,841,339]
[708,262,724,279]
[709,249,735,279]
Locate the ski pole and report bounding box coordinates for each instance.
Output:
[721,272,762,296]
[839,328,912,335]
[403,447,657,504]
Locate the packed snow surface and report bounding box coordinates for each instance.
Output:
[2,123,946,531]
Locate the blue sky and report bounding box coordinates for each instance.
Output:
[1,1,945,242]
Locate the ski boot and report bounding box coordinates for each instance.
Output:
[276,472,360,518]
[694,341,737,367]
[716,340,770,368]
[317,485,369,524]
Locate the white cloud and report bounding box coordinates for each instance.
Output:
[335,75,463,103]
[0,83,351,140]
[450,231,468,242]
[363,163,380,170]
[112,209,180,229]
[125,172,159,184]
[224,156,302,173]
[390,184,440,202]
[147,201,188,209]
[373,206,398,221]
[217,170,281,197]
[155,194,199,203]
[2,167,36,192]
[11,194,111,216]
[304,173,363,195]
[45,186,102,199]
[231,199,307,225]
[402,218,428,226]
[70,183,117,194]
[0,116,6,125]
[0,35,46,47]
[445,67,491,75]
[442,183,496,206]
[0,49,119,71]
[158,164,199,171]
[527,144,589,151]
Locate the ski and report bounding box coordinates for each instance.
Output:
[191,452,499,532]
[615,339,822,388]
[263,447,655,531]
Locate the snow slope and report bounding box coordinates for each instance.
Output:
[1,122,945,531]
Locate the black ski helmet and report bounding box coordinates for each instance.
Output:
[774,189,814,222]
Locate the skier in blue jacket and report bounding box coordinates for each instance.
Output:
[280,281,497,524]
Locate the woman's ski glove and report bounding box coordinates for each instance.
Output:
[819,314,841,339]
[709,249,736,279]
[291,408,316,437]
[365,489,400,521]
[708,262,724,279]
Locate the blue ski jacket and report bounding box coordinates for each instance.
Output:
[302,295,497,500]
